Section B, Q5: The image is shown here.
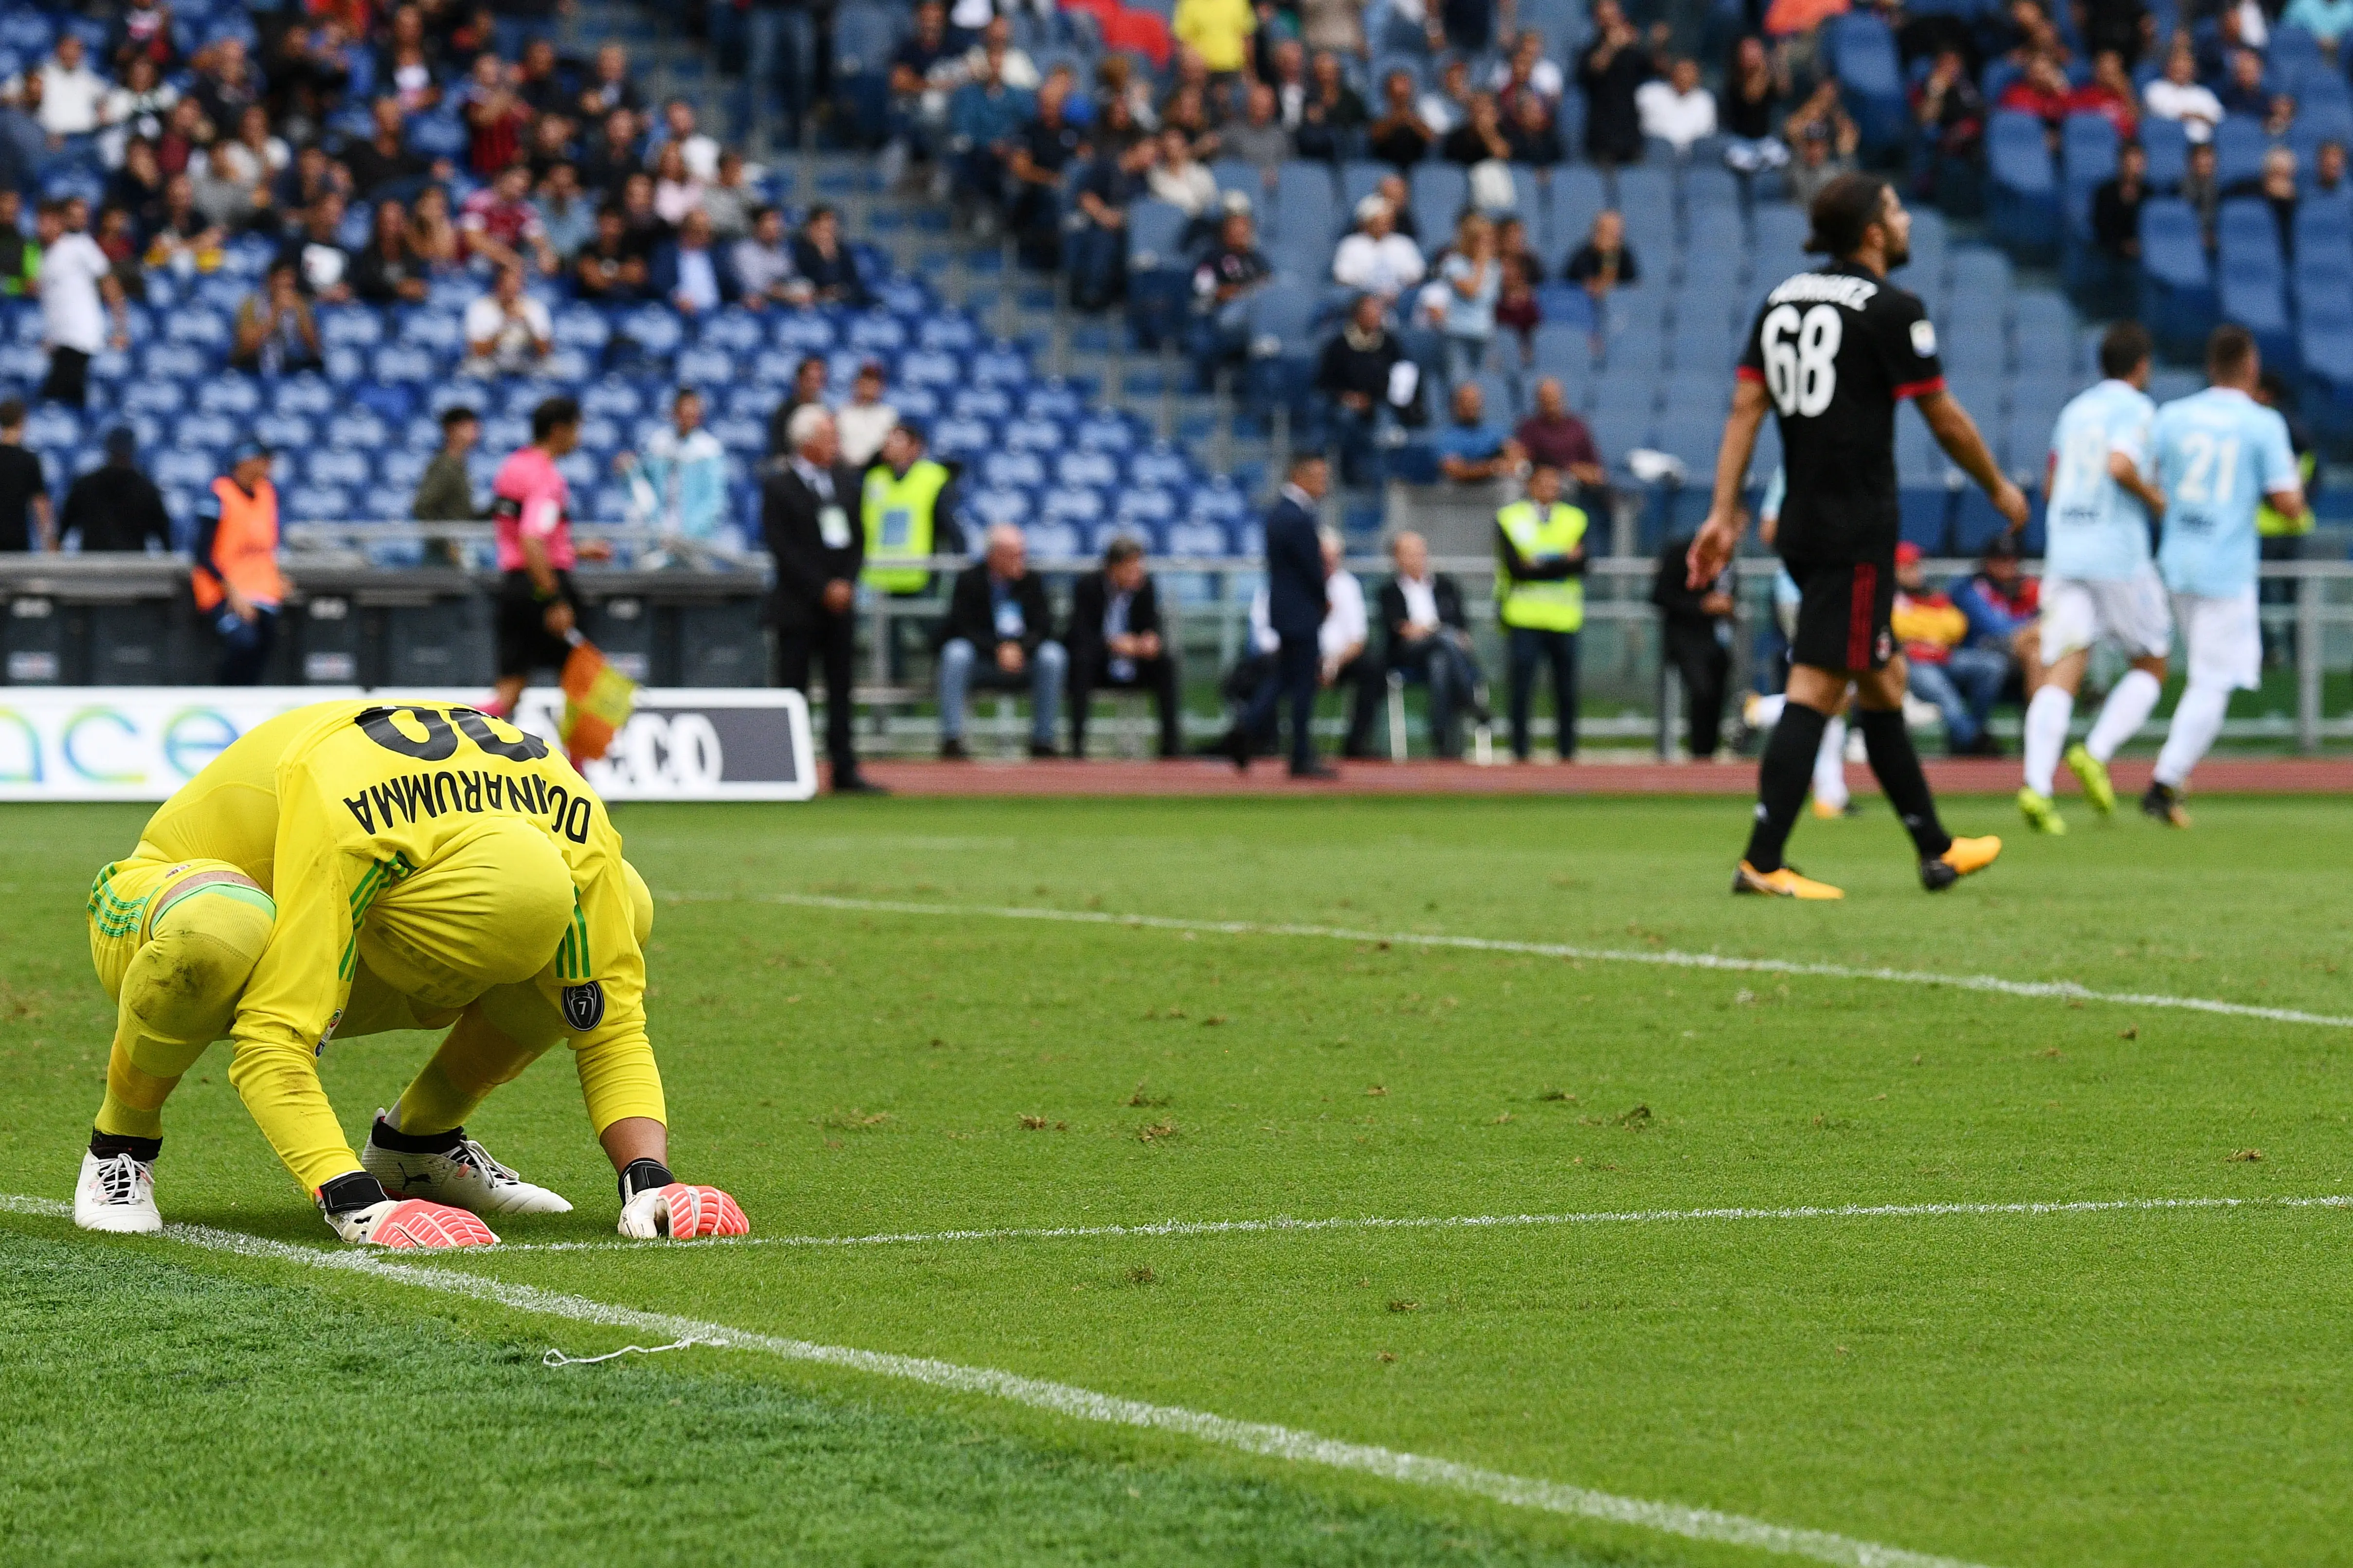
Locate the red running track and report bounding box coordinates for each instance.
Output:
[825,756,2353,798]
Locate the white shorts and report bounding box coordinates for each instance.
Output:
[2172,587,2262,691]
[2038,569,2172,665]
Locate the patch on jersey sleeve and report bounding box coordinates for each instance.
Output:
[1910,319,1938,357]
[561,982,606,1031]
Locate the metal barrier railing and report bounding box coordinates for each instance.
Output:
[8,546,2350,756]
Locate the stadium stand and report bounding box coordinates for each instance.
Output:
[0,0,2338,589]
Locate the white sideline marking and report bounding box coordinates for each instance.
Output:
[694,890,2353,1032]
[1,1191,1997,1568]
[475,1192,2353,1256]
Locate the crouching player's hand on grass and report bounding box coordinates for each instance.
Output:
[616,1158,748,1240]
[317,1172,500,1248]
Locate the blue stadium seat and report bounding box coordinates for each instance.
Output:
[1003,416,1063,453]
[899,348,962,388]
[982,451,1048,488]
[1410,164,1470,248]
[1165,520,1232,558]
[1275,161,1341,253]
[1128,444,1190,487]
[917,314,981,353]
[678,346,733,383]
[285,484,353,520]
[932,416,995,461]
[695,310,766,354]
[1829,13,1907,152]
[307,449,374,488]
[2214,116,2269,190]
[2219,199,2294,368]
[1125,200,1192,345]
[326,409,390,449]
[2141,117,2189,190]
[319,307,385,349]
[616,306,686,358]
[951,386,1015,421]
[253,413,316,450]
[1023,382,1086,421]
[580,377,648,422]
[846,312,909,355]
[368,343,435,383]
[1055,451,1119,487]
[379,449,431,489]
[723,384,784,423]
[971,344,1031,387]
[1988,111,2061,260]
[966,488,1032,529]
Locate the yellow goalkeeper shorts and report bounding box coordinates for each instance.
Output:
[88,854,270,1002]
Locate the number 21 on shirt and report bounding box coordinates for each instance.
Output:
[1759,304,1843,418]
[2172,431,2238,523]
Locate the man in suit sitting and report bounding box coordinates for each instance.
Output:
[765,404,886,794]
[1376,529,1487,759]
[1066,535,1183,759]
[937,523,1067,758]
[1224,451,1339,779]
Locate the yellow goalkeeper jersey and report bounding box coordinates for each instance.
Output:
[137,700,655,1125]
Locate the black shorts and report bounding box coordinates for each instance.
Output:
[496,568,580,679]
[1784,554,1897,673]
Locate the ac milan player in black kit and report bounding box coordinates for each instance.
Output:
[1687,175,2028,898]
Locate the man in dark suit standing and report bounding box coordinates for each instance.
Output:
[1224,452,1339,779]
[1652,530,1737,759]
[1375,528,1486,759]
[765,403,886,794]
[1066,535,1183,759]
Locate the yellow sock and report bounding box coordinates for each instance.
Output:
[393,1004,554,1137]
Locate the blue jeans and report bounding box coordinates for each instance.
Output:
[1907,645,2008,750]
[939,637,1068,746]
[1323,401,1396,490]
[741,5,816,148]
[1505,625,1577,760]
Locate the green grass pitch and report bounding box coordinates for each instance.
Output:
[3,793,2351,1567]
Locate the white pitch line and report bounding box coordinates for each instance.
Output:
[469,1192,2353,1256]
[0,1192,1995,1568]
[692,890,2353,1032]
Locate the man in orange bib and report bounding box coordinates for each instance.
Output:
[191,441,285,685]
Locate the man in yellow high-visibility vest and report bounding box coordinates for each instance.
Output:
[2254,367,2316,667]
[1493,458,1587,762]
[860,422,956,596]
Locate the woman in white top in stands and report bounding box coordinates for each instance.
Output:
[2142,42,2224,143]
[1145,126,1217,216]
[1332,196,1425,306]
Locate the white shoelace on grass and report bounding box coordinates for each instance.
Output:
[543,1337,711,1368]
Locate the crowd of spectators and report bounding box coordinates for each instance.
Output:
[0,1,877,417]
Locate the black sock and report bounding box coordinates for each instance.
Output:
[1858,707,1952,859]
[90,1130,161,1163]
[370,1114,466,1154]
[1743,702,1830,873]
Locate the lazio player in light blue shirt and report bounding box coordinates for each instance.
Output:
[2017,324,2176,837]
[2045,375,2157,580]
[2145,326,2305,823]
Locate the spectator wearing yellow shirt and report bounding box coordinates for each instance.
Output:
[1174,0,1256,76]
[1894,542,2008,757]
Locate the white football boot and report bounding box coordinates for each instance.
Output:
[361,1113,572,1216]
[74,1150,163,1235]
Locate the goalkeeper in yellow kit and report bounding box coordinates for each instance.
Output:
[74,699,746,1248]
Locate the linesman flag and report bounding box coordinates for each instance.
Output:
[559,631,638,766]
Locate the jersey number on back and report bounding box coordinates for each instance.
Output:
[2173,432,2240,508]
[1760,304,1842,419]
[356,704,550,763]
